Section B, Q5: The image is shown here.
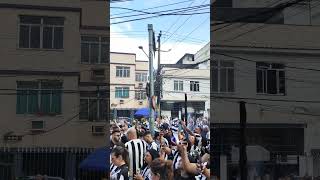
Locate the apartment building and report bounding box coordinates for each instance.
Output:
[160,65,210,119]
[110,52,148,121]
[0,0,108,179]
[212,23,320,178]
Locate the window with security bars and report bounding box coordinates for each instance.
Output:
[212,60,235,93]
[190,81,200,92]
[115,87,130,98]
[135,91,146,100]
[116,67,130,77]
[136,73,148,82]
[81,36,108,64]
[174,80,183,91]
[256,62,285,95]
[19,15,64,49]
[16,81,62,114]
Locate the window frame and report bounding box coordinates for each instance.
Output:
[115,87,130,99]
[16,80,62,115]
[173,80,184,91]
[256,62,286,95]
[212,60,235,93]
[18,15,64,50]
[135,90,147,100]
[79,97,106,121]
[80,35,108,64]
[190,81,200,92]
[116,66,130,78]
[136,72,148,82]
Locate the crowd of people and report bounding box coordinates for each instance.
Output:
[110,116,211,180]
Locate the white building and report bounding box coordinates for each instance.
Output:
[160,65,210,120]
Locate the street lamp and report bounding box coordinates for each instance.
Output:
[138,46,149,59]
[156,48,171,52]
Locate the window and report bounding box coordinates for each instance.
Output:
[256,62,285,95]
[174,80,184,91]
[16,81,62,114]
[212,60,234,93]
[19,15,64,49]
[81,36,108,64]
[135,91,146,100]
[136,73,148,82]
[79,96,107,121]
[115,87,130,98]
[116,67,130,77]
[190,81,200,92]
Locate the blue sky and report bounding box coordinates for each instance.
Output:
[110,0,210,66]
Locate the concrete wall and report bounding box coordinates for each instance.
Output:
[0,9,80,71]
[0,0,108,148]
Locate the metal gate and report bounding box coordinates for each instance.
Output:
[0,147,107,180]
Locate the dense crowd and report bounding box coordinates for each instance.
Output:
[110,116,211,180]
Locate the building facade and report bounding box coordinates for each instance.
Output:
[160,66,210,120]
[212,23,320,178]
[110,52,148,121]
[0,0,108,179]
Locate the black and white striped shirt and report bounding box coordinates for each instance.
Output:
[147,141,158,151]
[110,163,118,176]
[125,138,147,177]
[140,165,152,180]
[110,164,129,180]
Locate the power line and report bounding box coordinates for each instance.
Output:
[111,0,191,16]
[161,0,197,45]
[213,52,320,72]
[110,5,209,19]
[110,4,210,25]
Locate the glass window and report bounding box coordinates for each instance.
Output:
[256,62,285,95]
[19,15,64,49]
[212,60,235,93]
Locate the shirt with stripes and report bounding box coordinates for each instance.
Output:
[125,138,147,177]
[147,141,158,151]
[110,164,129,180]
[140,165,152,180]
[110,163,119,176]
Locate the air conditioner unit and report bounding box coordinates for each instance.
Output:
[119,100,124,104]
[91,69,105,80]
[31,120,45,131]
[92,125,105,136]
[138,83,143,88]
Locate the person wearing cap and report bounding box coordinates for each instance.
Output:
[134,149,160,180]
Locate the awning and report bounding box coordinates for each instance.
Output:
[79,147,109,171]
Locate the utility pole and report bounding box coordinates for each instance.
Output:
[148,24,155,136]
[157,31,162,119]
[239,101,247,180]
[184,93,188,124]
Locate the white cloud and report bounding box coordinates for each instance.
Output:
[110,25,206,69]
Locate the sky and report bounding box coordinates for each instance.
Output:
[110,0,210,68]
